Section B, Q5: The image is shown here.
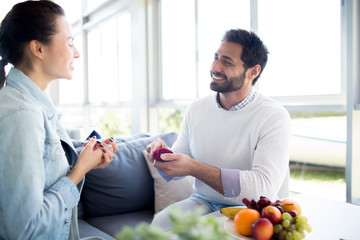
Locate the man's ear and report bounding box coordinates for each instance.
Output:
[28,40,45,60]
[247,64,261,82]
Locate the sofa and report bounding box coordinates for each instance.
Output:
[71,132,194,240]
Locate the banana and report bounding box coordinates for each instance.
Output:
[220,206,248,219]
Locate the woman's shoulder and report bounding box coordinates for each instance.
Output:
[0,86,44,123]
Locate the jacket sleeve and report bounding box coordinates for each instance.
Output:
[0,108,80,240]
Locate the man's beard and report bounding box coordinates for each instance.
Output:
[210,71,246,93]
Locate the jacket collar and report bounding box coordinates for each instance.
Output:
[6,67,57,121]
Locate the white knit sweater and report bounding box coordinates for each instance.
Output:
[172,92,291,205]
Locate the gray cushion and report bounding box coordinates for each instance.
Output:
[78,132,178,218]
[73,133,152,219]
[78,219,115,240]
[85,209,155,237]
[114,133,151,143]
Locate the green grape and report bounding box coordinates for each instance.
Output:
[282,219,291,228]
[304,223,312,232]
[279,230,287,240]
[299,230,305,238]
[282,212,292,221]
[296,216,308,224]
[274,224,283,234]
[293,230,302,240]
[288,224,296,232]
[285,231,293,240]
[295,221,305,231]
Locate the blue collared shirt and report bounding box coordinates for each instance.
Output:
[0,68,80,239]
[216,87,256,111]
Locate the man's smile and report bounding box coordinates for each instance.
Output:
[211,72,226,82]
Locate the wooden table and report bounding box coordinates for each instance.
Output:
[209,193,360,240]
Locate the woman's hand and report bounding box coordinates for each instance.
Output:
[95,137,118,168]
[81,137,118,168]
[67,137,118,185]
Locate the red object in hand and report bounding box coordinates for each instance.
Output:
[153,148,173,160]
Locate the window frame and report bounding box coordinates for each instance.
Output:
[153,0,346,111]
[48,0,359,204]
[150,0,359,204]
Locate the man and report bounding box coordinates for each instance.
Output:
[146,29,291,229]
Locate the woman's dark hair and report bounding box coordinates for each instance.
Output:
[0,0,64,88]
[223,29,269,85]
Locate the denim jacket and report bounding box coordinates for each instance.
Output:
[0,68,80,239]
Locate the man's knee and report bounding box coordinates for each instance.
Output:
[151,205,173,230]
[151,197,211,230]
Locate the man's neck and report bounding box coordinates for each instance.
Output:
[218,87,252,110]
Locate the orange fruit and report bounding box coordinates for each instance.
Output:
[281,198,302,215]
[233,208,261,236]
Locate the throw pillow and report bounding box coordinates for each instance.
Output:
[78,132,178,217]
[142,150,194,213]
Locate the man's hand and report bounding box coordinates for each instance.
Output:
[155,152,223,194]
[146,138,224,194]
[146,138,169,163]
[153,152,193,177]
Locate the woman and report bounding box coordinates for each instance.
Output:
[0,1,117,239]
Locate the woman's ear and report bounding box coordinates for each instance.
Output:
[28,40,45,60]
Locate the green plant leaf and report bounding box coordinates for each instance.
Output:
[115,206,232,240]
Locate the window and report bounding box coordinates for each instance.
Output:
[160,0,342,106]
[157,0,347,202]
[160,0,196,100]
[56,0,82,24]
[86,0,108,13]
[17,0,355,203]
[59,32,84,104]
[160,0,250,100]
[197,0,250,98]
[55,1,133,137]
[88,12,132,104]
[258,0,342,99]
[57,0,83,105]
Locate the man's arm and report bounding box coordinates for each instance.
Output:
[154,153,224,194]
[191,160,223,194]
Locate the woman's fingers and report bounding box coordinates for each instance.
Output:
[92,137,116,168]
[102,137,118,153]
[82,136,98,147]
[98,151,111,168]
[85,137,98,150]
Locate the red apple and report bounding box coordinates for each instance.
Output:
[261,205,282,224]
[251,218,273,240]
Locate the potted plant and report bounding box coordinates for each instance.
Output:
[116,207,232,240]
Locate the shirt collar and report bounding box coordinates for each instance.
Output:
[216,88,256,111]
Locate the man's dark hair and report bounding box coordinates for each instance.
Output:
[223,29,269,85]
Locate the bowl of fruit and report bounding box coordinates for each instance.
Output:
[220,196,312,240]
